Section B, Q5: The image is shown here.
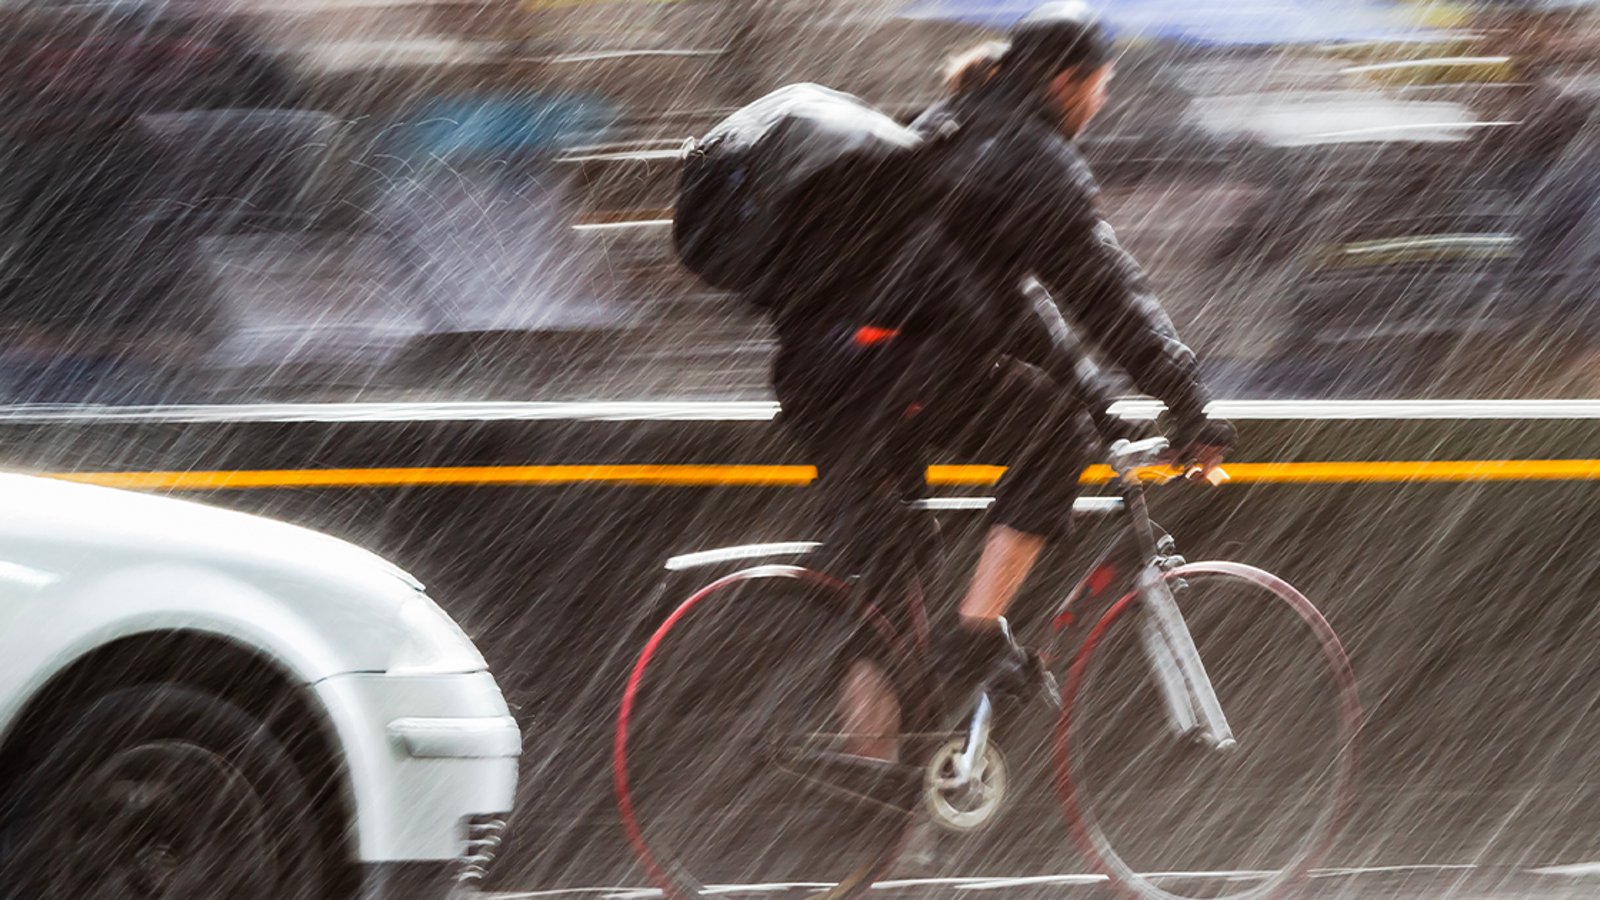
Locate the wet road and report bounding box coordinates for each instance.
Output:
[478,778,1600,900]
[484,864,1600,900]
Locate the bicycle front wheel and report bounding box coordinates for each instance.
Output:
[615,566,926,900]
[1055,561,1360,900]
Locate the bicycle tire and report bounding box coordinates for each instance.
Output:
[615,565,929,900]
[1054,561,1361,900]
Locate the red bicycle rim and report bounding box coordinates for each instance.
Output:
[1052,560,1362,900]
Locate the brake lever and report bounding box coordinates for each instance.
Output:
[1158,449,1229,486]
[1187,466,1230,485]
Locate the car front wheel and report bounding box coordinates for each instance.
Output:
[2,684,328,900]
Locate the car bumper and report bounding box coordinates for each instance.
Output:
[315,671,520,873]
[357,860,474,900]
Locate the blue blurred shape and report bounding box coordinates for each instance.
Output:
[399,91,620,159]
[899,0,1437,46]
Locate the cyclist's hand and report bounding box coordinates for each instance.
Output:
[1184,447,1229,484]
[1168,414,1235,483]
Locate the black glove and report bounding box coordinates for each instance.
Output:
[1167,413,1236,463]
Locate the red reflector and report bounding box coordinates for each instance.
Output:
[1088,563,1117,597]
[852,326,899,346]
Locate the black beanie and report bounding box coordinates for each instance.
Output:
[999,1,1115,86]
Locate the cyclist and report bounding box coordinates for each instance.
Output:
[762,1,1236,706]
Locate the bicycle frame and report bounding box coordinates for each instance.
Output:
[622,439,1358,900]
[653,435,1238,798]
[1050,437,1237,750]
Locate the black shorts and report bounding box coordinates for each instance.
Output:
[774,330,1097,554]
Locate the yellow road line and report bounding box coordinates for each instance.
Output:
[47,465,820,491]
[38,459,1600,491]
[1216,460,1600,483]
[937,460,1600,484]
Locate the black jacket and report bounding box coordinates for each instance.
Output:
[762,88,1212,422]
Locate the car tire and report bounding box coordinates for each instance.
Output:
[0,684,330,900]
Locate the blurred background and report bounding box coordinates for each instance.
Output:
[3,0,1600,405]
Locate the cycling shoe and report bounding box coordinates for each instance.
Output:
[932,616,1048,707]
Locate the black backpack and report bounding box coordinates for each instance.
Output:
[672,83,927,297]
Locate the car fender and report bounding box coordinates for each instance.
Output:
[0,562,408,840]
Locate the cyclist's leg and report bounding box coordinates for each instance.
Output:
[774,330,928,582]
[959,525,1047,622]
[817,461,927,760]
[968,365,1098,608]
[778,333,1013,752]
[797,349,1082,665]
[791,371,957,760]
[782,411,921,762]
[839,658,901,761]
[925,359,1098,684]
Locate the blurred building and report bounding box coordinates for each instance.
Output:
[6,0,1600,402]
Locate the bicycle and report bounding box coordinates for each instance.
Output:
[614,436,1361,900]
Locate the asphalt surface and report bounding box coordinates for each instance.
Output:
[475,776,1600,900]
[484,865,1600,900]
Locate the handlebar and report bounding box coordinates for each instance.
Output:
[1107,437,1172,473]
[1108,437,1229,485]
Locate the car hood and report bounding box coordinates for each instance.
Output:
[0,472,422,593]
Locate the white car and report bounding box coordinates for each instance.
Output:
[0,473,519,900]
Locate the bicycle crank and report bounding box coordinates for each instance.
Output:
[924,736,1009,833]
[766,742,925,814]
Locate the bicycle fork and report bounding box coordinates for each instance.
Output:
[1137,561,1237,751]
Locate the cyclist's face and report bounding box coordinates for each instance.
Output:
[1049,64,1114,138]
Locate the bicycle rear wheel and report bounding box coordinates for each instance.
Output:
[615,567,926,900]
[1055,561,1360,900]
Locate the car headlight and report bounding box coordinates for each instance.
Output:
[388,593,488,675]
